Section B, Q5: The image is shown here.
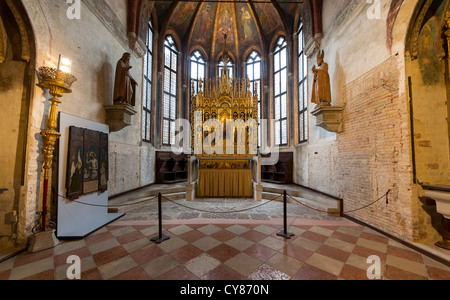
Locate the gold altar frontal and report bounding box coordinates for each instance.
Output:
[197,169,253,198]
[197,159,253,198]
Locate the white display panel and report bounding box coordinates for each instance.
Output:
[57,112,124,238]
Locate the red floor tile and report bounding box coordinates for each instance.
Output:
[85,231,115,246]
[23,269,54,280]
[170,244,202,264]
[92,246,128,266]
[203,264,245,280]
[387,245,423,264]
[179,230,206,243]
[385,265,428,280]
[426,266,450,280]
[13,248,54,268]
[130,245,165,265]
[301,230,328,243]
[294,263,337,280]
[281,243,313,262]
[330,230,359,244]
[360,231,389,244]
[240,230,267,243]
[207,244,240,263]
[339,264,371,280]
[155,265,199,280]
[211,229,236,242]
[244,243,277,262]
[109,267,150,280]
[116,230,145,245]
[80,267,103,280]
[352,245,387,262]
[54,247,91,268]
[316,244,351,262]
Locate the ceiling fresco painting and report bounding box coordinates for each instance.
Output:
[138,0,314,63]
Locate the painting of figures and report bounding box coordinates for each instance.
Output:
[98,132,109,193]
[83,129,100,194]
[66,126,84,200]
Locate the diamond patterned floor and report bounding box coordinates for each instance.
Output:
[1,221,449,280]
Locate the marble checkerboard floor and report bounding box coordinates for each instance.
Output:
[1,220,449,280]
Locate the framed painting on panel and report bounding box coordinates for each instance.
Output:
[98,132,109,193]
[66,126,84,200]
[83,129,100,194]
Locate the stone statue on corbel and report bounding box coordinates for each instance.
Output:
[104,52,138,132]
[310,49,344,133]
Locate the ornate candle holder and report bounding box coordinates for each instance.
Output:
[29,66,77,253]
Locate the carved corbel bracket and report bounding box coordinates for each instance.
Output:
[104,104,137,132]
[311,105,344,133]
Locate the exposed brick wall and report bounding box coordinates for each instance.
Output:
[338,56,414,240]
[298,57,426,241]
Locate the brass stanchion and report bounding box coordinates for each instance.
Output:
[150,193,170,244]
[277,190,294,239]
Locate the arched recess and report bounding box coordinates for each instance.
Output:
[0,0,36,245]
[404,0,449,186]
[398,0,450,243]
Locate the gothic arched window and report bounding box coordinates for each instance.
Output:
[298,22,308,143]
[246,50,262,146]
[218,56,234,78]
[142,19,153,143]
[163,35,178,146]
[273,36,288,146]
[190,50,206,94]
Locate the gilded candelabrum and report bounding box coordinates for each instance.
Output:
[36,66,77,231]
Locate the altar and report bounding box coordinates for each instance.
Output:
[187,38,262,200]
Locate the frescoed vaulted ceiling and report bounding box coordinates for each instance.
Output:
[145,0,309,62]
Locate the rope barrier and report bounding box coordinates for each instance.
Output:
[160,193,284,214]
[343,189,391,214]
[287,189,391,214]
[286,194,328,213]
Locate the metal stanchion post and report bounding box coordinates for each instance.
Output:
[151,193,170,244]
[277,190,294,239]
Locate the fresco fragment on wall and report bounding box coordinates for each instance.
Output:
[213,3,238,60]
[170,2,199,38]
[253,1,283,36]
[192,2,216,46]
[139,0,154,41]
[236,3,259,53]
[417,18,444,85]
